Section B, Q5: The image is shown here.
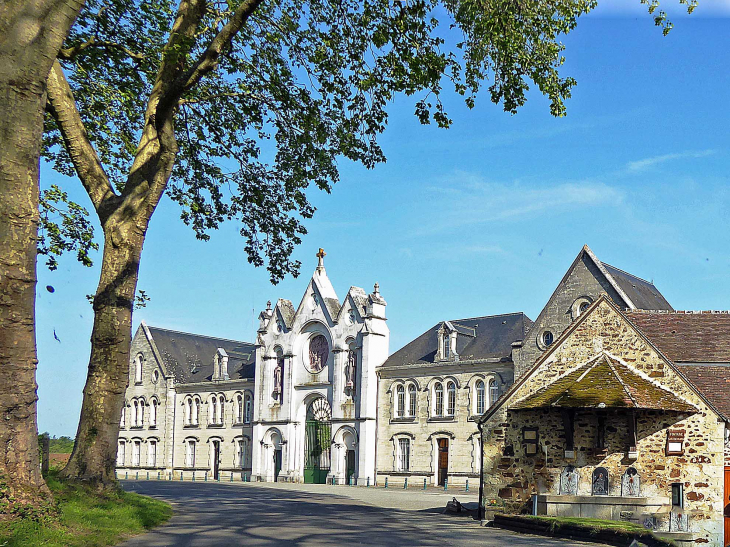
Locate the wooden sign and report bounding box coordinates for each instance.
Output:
[666,429,685,456]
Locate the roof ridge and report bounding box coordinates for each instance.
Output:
[627,309,730,315]
[448,311,526,323]
[147,326,253,346]
[602,262,655,286]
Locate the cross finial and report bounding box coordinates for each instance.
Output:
[373,282,380,296]
[266,300,272,311]
[316,248,326,272]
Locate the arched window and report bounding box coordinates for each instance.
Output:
[120,406,126,428]
[408,384,417,417]
[210,397,218,425]
[236,394,243,423]
[186,439,196,468]
[447,381,456,416]
[396,385,405,418]
[117,440,126,466]
[193,397,200,426]
[148,440,157,467]
[150,398,158,427]
[184,397,192,426]
[236,438,249,468]
[476,380,486,415]
[443,334,450,358]
[489,379,499,407]
[132,400,139,427]
[217,395,225,425]
[434,383,444,417]
[132,440,141,467]
[134,354,143,384]
[244,393,252,424]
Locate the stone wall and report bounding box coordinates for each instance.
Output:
[513,253,625,379]
[377,362,513,486]
[117,326,171,473]
[482,299,725,546]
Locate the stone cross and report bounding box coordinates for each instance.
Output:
[316,248,326,272]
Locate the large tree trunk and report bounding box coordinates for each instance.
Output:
[0,0,85,505]
[61,216,146,485]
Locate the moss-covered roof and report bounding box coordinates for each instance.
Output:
[510,353,697,412]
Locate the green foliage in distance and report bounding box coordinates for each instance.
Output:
[41,0,697,281]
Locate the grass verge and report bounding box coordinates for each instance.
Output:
[527,515,648,533]
[0,471,172,547]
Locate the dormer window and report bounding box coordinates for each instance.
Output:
[443,334,450,359]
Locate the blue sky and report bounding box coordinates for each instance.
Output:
[37,5,730,436]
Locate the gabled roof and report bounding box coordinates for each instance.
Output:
[480,295,726,424]
[624,310,730,362]
[146,326,255,384]
[510,353,696,412]
[381,312,532,368]
[674,364,730,419]
[602,263,672,311]
[276,299,296,329]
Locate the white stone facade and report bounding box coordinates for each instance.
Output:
[252,253,388,484]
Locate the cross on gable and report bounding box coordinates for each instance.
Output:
[316,248,326,259]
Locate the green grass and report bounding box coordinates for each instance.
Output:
[0,472,172,547]
[527,515,648,533]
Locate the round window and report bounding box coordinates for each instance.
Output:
[307,334,329,373]
[542,331,554,347]
[579,301,590,313]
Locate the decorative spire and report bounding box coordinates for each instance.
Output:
[266,300,272,312]
[316,248,326,273]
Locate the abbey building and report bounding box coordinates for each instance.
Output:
[116,245,730,545]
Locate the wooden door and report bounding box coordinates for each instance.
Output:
[274,449,282,482]
[723,467,730,547]
[438,439,449,486]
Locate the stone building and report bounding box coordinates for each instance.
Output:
[376,312,532,487]
[479,295,730,546]
[251,250,388,484]
[513,245,673,378]
[116,323,256,479]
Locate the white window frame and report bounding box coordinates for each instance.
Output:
[397,438,410,472]
[244,393,252,424]
[148,440,157,468]
[476,380,486,415]
[489,379,499,407]
[446,381,456,416]
[186,439,196,468]
[150,399,158,427]
[236,439,247,469]
[434,383,444,417]
[396,385,405,418]
[408,384,417,417]
[117,440,126,466]
[236,394,243,424]
[134,354,143,384]
[120,406,126,428]
[132,440,141,467]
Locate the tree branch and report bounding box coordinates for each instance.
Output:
[46,60,118,219]
[58,37,145,62]
[177,0,264,97]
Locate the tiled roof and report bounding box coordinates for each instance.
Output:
[510,353,696,412]
[147,326,255,384]
[381,312,531,367]
[675,364,730,419]
[625,310,730,363]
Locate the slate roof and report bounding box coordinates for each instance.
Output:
[602,263,673,311]
[382,312,532,368]
[147,326,255,384]
[625,311,730,363]
[276,300,296,329]
[510,353,696,412]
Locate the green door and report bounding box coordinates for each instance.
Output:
[304,398,332,484]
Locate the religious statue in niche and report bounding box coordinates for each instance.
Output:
[559,465,579,495]
[345,349,357,395]
[621,467,640,497]
[592,467,609,496]
[308,334,329,373]
[272,354,283,401]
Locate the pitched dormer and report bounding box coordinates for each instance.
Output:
[213,347,229,381]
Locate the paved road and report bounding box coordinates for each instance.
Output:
[120,481,600,546]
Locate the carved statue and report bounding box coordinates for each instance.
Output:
[345,350,357,392]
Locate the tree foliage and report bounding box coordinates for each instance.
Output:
[43,0,603,283]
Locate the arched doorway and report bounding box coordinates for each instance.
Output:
[304,397,331,484]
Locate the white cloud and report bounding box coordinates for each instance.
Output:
[626,149,716,172]
[408,174,625,237]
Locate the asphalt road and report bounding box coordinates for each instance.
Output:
[120,481,600,546]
